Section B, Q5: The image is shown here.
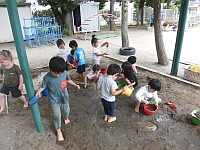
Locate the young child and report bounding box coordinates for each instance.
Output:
[127,56,138,74]
[0,50,28,114]
[96,64,127,123]
[91,35,108,65]
[56,39,68,71]
[121,61,138,88]
[135,79,161,113]
[83,64,101,89]
[69,40,87,81]
[36,57,80,141]
[67,50,76,69]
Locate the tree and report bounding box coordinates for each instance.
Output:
[121,0,129,47]
[153,0,169,65]
[38,0,80,35]
[0,0,25,3]
[134,0,145,26]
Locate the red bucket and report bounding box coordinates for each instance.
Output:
[144,104,158,116]
[101,68,107,74]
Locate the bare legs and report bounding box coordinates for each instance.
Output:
[135,101,140,113]
[56,129,64,141]
[0,93,6,113]
[18,95,28,108]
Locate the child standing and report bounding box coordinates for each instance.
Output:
[36,57,80,141]
[83,64,101,89]
[127,56,138,74]
[96,64,127,123]
[135,79,161,113]
[56,39,68,71]
[67,50,76,69]
[0,50,28,114]
[69,40,87,81]
[121,61,138,88]
[91,35,108,65]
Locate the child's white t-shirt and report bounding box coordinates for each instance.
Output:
[92,46,101,61]
[97,76,118,102]
[135,85,158,103]
[58,48,68,62]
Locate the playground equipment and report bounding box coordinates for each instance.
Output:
[23,17,62,47]
[75,13,121,40]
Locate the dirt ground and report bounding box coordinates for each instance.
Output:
[0,57,200,150]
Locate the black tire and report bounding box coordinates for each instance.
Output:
[119,47,136,55]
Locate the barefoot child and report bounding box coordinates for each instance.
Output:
[91,35,108,65]
[83,64,101,89]
[36,57,80,141]
[96,64,127,123]
[0,50,28,114]
[135,79,161,113]
[69,40,87,81]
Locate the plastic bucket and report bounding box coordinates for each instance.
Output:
[101,68,107,74]
[118,81,127,89]
[144,104,158,116]
[122,86,133,97]
[191,110,200,125]
[42,88,48,96]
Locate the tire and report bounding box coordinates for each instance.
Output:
[119,47,136,55]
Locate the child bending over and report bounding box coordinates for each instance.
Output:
[67,50,76,69]
[96,64,127,123]
[127,56,138,74]
[83,64,101,89]
[121,61,138,88]
[135,79,161,113]
[0,50,28,114]
[36,57,80,141]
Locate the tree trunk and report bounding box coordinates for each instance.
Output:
[141,6,144,26]
[121,0,129,47]
[110,0,114,31]
[136,8,140,27]
[153,0,169,66]
[50,4,64,30]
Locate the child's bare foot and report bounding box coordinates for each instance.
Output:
[108,116,116,123]
[0,108,6,114]
[64,118,70,125]
[104,115,108,121]
[57,131,64,141]
[134,107,140,113]
[23,101,29,108]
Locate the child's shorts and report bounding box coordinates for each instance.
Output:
[0,84,22,97]
[77,64,85,74]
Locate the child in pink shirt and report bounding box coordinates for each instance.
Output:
[83,64,101,89]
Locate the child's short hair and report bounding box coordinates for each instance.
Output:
[91,35,98,45]
[148,79,161,91]
[70,50,75,55]
[92,64,100,71]
[107,64,121,75]
[56,39,65,48]
[127,56,137,64]
[49,57,66,73]
[69,40,78,48]
[0,50,13,61]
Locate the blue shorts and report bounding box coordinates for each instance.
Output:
[77,64,85,74]
[0,84,22,97]
[101,98,116,117]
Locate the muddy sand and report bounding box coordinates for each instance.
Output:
[0,57,200,150]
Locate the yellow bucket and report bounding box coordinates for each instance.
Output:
[122,86,133,97]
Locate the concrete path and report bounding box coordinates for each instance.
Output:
[0,27,199,78]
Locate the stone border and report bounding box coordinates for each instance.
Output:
[104,55,200,88]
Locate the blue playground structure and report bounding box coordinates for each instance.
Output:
[23,17,62,48]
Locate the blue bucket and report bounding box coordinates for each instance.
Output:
[42,88,48,96]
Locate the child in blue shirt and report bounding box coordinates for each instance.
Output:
[69,40,87,80]
[36,57,80,141]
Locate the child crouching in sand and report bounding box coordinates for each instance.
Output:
[135,79,161,113]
